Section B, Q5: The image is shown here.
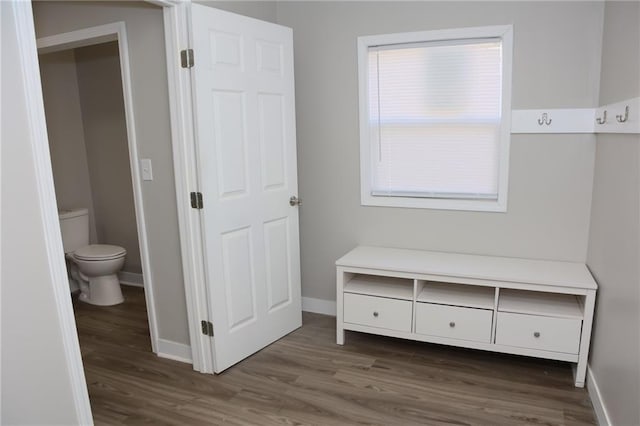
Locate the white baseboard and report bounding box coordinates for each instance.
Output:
[587,366,612,426]
[302,296,336,316]
[156,338,192,364]
[152,298,335,365]
[118,271,144,288]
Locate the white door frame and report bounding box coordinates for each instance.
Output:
[36,22,161,355]
[151,0,214,373]
[13,0,211,420]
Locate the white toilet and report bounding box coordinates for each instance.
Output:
[59,208,127,306]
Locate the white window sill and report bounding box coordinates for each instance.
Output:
[361,193,508,212]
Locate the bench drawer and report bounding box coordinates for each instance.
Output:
[495,312,582,354]
[415,303,493,343]
[343,293,412,332]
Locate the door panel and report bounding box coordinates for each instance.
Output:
[258,94,286,190]
[256,41,283,75]
[211,91,248,197]
[191,4,301,372]
[221,227,256,330]
[210,31,243,69]
[264,217,292,312]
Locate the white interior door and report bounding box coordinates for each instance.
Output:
[190,5,302,372]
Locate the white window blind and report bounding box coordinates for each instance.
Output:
[368,38,503,200]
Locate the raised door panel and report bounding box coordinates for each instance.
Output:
[256,40,283,76]
[211,91,248,198]
[258,94,286,191]
[264,217,291,312]
[220,227,257,331]
[209,30,244,70]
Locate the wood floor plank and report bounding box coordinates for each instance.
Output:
[73,287,596,425]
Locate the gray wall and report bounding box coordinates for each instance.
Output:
[596,1,640,106]
[34,1,188,344]
[277,1,602,302]
[75,41,142,273]
[1,1,88,423]
[200,1,278,22]
[39,49,99,244]
[586,2,640,425]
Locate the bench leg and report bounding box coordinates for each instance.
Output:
[336,268,345,345]
[574,290,596,387]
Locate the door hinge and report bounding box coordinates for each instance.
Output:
[201,320,214,337]
[180,48,194,68]
[190,191,203,209]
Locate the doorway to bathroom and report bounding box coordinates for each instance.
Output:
[36,23,160,353]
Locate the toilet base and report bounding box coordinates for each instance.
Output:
[78,273,124,306]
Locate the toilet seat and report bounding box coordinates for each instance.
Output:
[74,244,126,261]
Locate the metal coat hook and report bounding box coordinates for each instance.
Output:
[537,112,552,126]
[616,105,629,123]
[596,110,607,125]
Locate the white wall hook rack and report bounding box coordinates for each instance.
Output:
[512,108,595,133]
[595,97,639,134]
[511,97,639,135]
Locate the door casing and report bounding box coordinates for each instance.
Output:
[152,0,216,373]
[37,21,161,360]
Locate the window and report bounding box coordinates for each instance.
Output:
[358,25,513,212]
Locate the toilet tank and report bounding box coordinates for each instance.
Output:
[58,208,89,253]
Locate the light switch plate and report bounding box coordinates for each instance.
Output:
[140,158,153,181]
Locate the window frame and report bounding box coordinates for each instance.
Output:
[357,25,513,212]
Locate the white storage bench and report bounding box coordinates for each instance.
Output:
[336,246,597,387]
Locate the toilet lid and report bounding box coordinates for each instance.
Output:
[74,244,126,261]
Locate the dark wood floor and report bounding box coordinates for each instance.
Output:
[73,286,596,425]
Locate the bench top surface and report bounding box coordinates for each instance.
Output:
[336,246,597,290]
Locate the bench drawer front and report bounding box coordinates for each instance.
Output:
[495,312,582,354]
[415,303,493,343]
[343,293,412,332]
